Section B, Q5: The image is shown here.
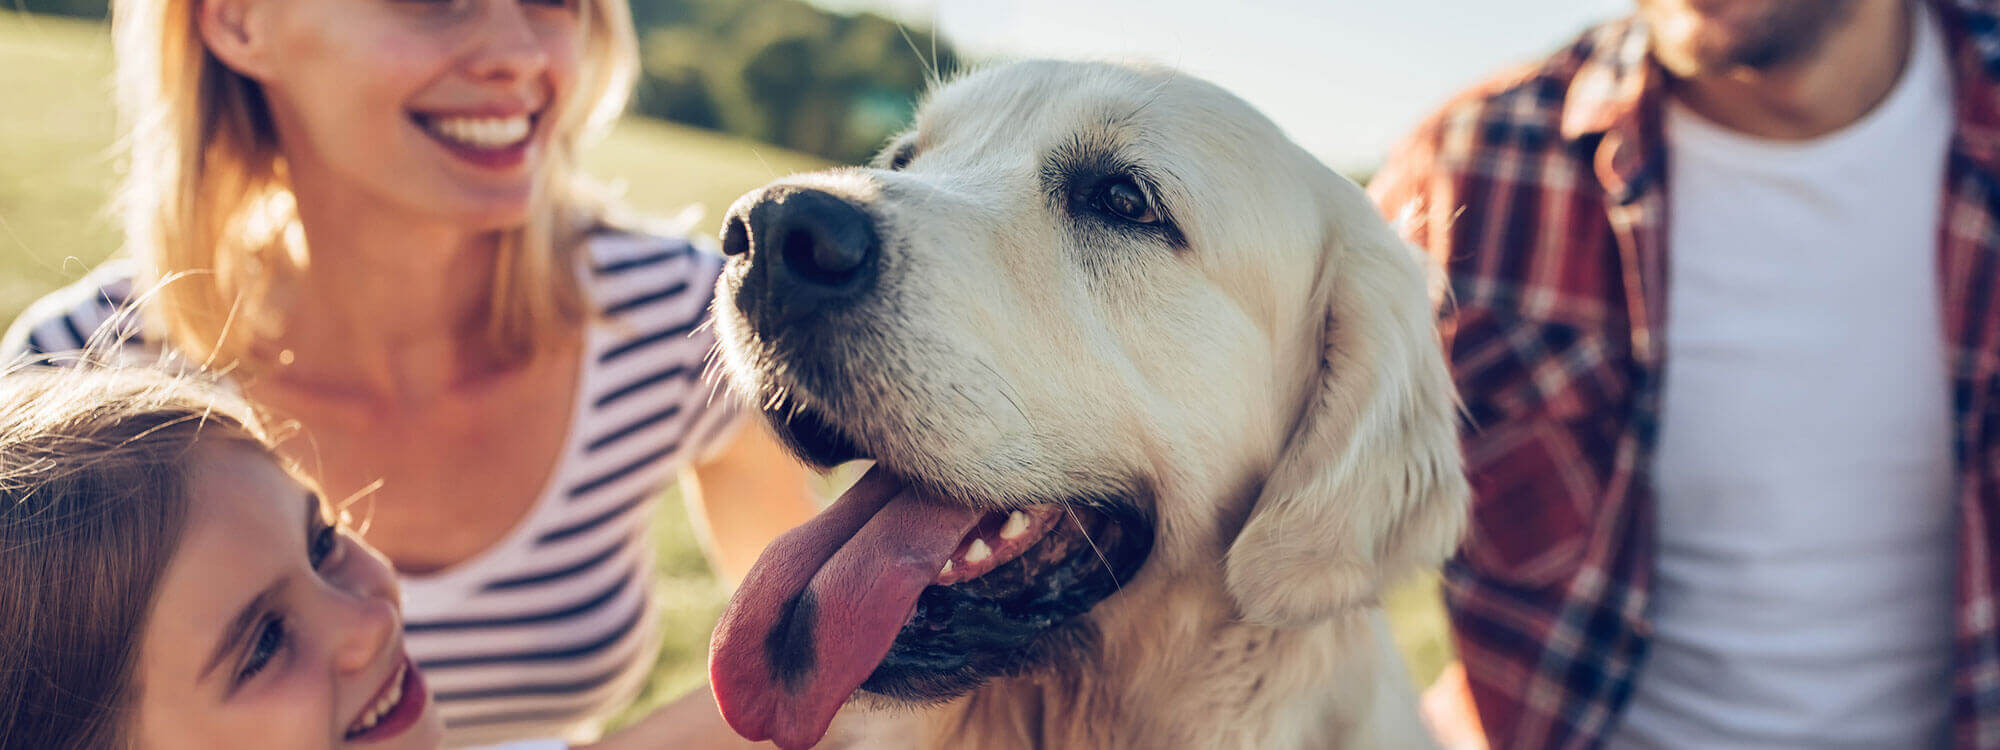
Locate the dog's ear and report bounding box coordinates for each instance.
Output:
[1223,173,1467,628]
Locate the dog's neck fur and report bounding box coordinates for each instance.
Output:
[829,570,1402,750]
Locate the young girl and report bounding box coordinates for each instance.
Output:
[0,365,759,749]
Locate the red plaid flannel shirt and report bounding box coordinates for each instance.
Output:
[1370,2,2000,747]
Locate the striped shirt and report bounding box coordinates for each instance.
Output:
[1,231,743,747]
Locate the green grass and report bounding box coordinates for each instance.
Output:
[0,8,1450,731]
[0,12,124,323]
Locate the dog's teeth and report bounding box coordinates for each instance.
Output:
[1000,511,1029,540]
[940,560,953,576]
[965,538,991,564]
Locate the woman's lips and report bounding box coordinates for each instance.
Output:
[410,111,540,170]
[343,653,429,743]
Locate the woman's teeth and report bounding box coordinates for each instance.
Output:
[347,662,407,737]
[424,115,531,149]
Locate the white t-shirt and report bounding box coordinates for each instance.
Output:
[1610,7,1956,749]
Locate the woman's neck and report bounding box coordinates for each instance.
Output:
[259,192,517,405]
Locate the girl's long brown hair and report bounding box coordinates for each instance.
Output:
[0,366,271,749]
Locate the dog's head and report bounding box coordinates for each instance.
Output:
[707,60,1466,749]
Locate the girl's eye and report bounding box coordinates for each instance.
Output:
[238,617,287,683]
[309,524,340,569]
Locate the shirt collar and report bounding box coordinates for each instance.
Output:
[1559,18,1658,145]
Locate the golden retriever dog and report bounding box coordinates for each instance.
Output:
[705,60,1467,749]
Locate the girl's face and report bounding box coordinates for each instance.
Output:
[208,0,584,230]
[131,441,444,749]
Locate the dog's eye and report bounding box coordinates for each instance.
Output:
[886,142,917,171]
[1092,177,1158,224]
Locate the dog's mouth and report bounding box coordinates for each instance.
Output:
[709,403,1153,750]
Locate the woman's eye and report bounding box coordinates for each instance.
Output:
[309,524,341,569]
[238,617,287,683]
[1093,177,1159,224]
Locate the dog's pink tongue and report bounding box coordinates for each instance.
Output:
[710,465,981,749]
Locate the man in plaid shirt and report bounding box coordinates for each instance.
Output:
[1371,1,2000,747]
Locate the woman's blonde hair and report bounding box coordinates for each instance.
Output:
[111,0,641,365]
[0,365,276,748]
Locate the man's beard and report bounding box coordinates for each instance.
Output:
[1642,0,1864,75]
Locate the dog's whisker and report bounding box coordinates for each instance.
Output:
[895,23,940,89]
[974,358,1033,428]
[929,5,942,87]
[1066,504,1122,593]
[947,383,999,431]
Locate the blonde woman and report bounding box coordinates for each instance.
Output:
[1,0,818,745]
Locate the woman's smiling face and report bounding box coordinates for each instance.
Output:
[201,0,584,230]
[130,440,444,749]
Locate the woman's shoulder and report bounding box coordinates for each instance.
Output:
[1,258,149,363]
[576,224,726,313]
[579,224,719,281]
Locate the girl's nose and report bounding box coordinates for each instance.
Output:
[330,590,400,675]
[328,542,405,674]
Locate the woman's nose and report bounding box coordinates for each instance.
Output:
[465,1,551,82]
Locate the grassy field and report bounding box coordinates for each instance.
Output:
[0,9,1449,732]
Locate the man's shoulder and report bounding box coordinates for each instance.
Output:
[1391,19,1637,171]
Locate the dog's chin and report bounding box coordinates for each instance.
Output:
[764,400,868,469]
[761,400,1156,703]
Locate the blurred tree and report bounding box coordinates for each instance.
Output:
[8,0,106,18]
[631,0,960,163]
[4,0,963,164]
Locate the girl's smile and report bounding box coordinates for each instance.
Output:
[343,655,429,742]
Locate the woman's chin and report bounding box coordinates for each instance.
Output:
[423,195,536,235]
[377,172,539,234]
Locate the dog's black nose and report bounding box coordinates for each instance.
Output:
[724,186,880,330]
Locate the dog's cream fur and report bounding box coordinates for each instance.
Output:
[715,60,1467,749]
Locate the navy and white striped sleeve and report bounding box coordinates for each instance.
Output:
[1,262,143,366]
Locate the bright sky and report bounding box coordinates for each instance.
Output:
[806,0,1631,171]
